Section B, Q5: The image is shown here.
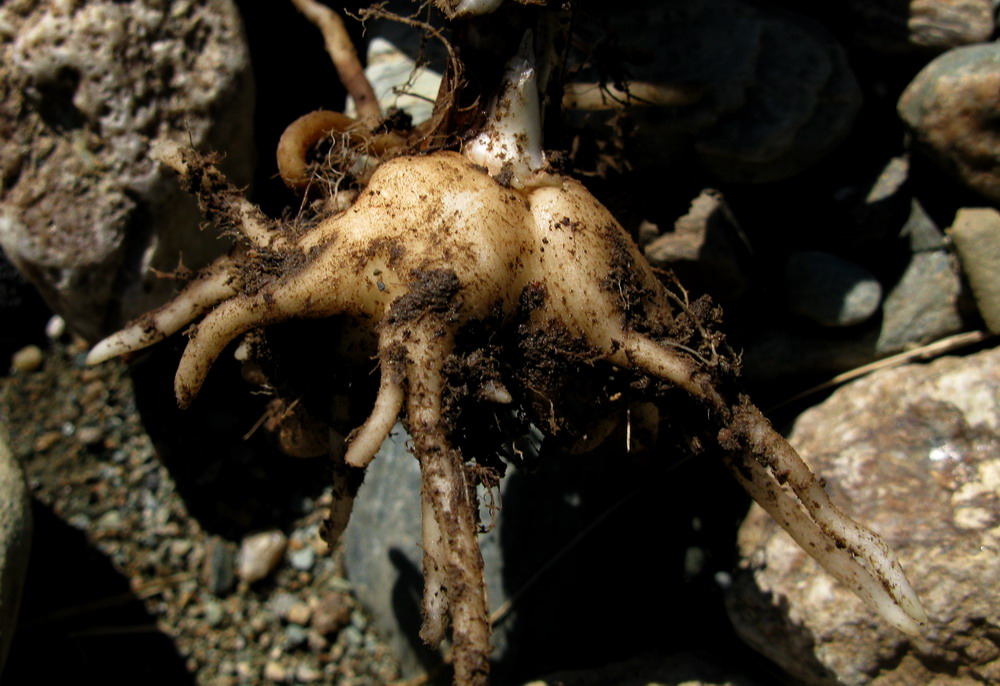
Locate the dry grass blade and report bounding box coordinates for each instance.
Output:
[769,330,991,413]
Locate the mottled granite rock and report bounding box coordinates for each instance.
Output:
[728,347,1000,685]
[0,0,254,341]
[899,43,1000,203]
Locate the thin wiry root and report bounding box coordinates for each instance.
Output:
[562,80,705,110]
[86,254,239,365]
[289,0,382,125]
[722,398,927,634]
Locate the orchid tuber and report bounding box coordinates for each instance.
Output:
[88,4,925,684]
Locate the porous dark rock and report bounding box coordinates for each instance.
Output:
[898,43,1000,203]
[0,0,254,341]
[728,347,1000,685]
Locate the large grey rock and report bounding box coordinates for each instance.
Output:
[343,428,506,678]
[833,0,994,53]
[0,0,254,341]
[567,0,860,183]
[728,346,1000,685]
[899,43,1000,203]
[0,430,31,675]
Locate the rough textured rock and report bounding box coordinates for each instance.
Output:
[835,0,995,53]
[898,43,1000,203]
[728,347,1000,685]
[950,207,1000,334]
[643,189,750,301]
[0,430,31,675]
[0,0,254,341]
[784,251,882,328]
[875,249,967,352]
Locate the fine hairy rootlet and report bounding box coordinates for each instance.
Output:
[88,2,927,684]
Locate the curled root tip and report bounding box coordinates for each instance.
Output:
[344,372,405,468]
[86,332,133,365]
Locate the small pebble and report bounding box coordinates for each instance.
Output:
[268,591,298,619]
[784,250,882,327]
[289,546,315,572]
[76,426,105,446]
[283,624,308,649]
[295,663,322,683]
[203,537,237,596]
[45,314,66,340]
[286,601,312,626]
[311,594,352,636]
[10,344,43,373]
[237,530,288,583]
[263,661,287,682]
[203,601,225,627]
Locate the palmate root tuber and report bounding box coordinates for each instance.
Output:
[87,8,925,685]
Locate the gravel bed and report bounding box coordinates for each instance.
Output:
[2,335,402,685]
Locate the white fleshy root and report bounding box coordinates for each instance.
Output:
[153,140,287,251]
[725,403,927,634]
[344,368,405,468]
[463,32,546,188]
[86,255,238,365]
